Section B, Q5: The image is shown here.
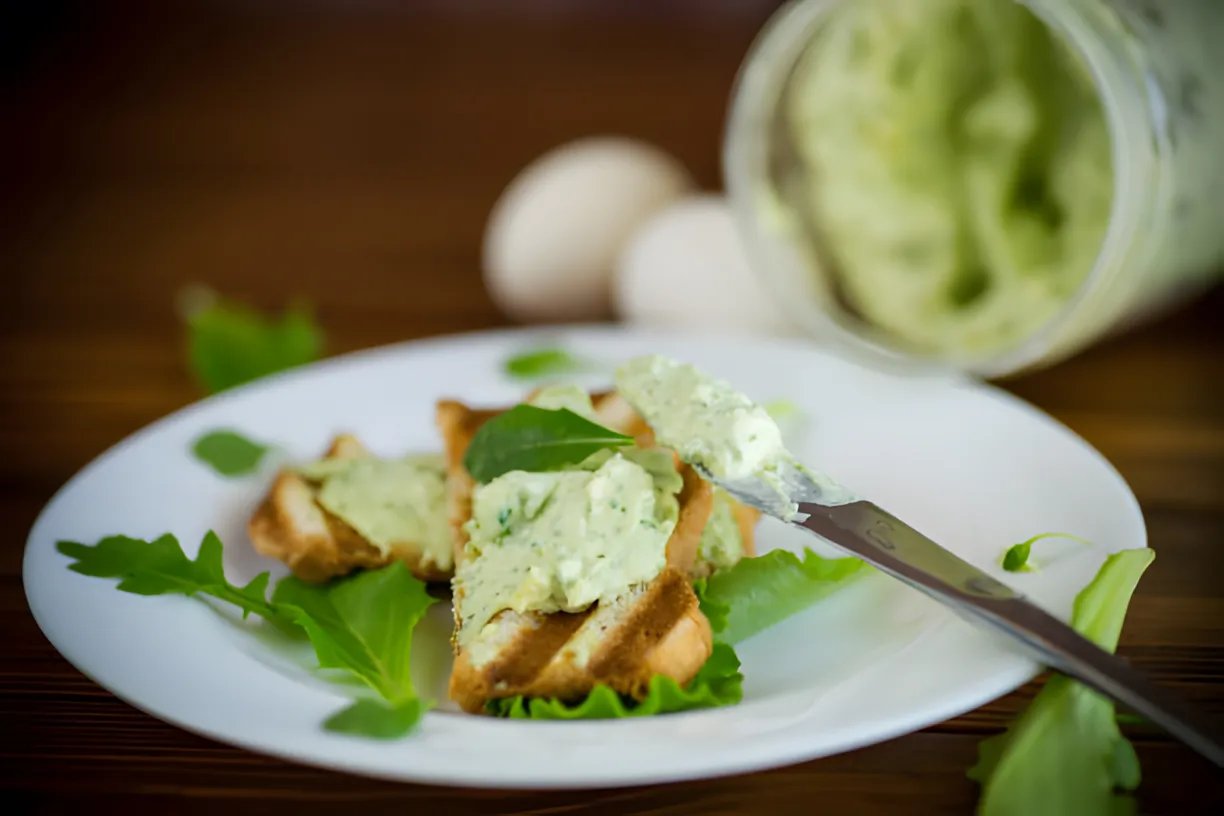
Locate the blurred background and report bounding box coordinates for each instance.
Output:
[2,0,1222,492]
[1,0,786,470]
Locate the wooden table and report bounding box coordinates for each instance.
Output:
[3,3,1222,813]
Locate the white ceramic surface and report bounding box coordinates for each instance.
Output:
[23,327,1145,789]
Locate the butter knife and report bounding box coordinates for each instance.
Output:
[704,459,1224,768]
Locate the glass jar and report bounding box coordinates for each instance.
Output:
[723,0,1224,379]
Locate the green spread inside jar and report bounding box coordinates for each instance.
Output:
[785,0,1114,356]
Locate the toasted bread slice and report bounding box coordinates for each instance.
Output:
[436,394,716,713]
[448,567,713,713]
[247,434,452,584]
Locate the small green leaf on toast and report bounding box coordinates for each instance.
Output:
[462,404,633,483]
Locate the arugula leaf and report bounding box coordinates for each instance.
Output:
[699,547,871,645]
[487,642,743,719]
[462,404,633,483]
[504,347,587,380]
[969,548,1155,816]
[184,288,322,394]
[58,533,437,739]
[272,563,436,706]
[57,532,280,620]
[191,429,272,477]
[1003,532,1093,572]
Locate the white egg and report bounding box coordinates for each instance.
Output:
[614,195,793,335]
[483,137,694,322]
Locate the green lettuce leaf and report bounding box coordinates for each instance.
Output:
[486,642,743,720]
[191,429,272,477]
[969,548,1155,815]
[184,288,322,394]
[58,533,436,740]
[699,547,871,644]
[462,404,633,483]
[692,577,731,635]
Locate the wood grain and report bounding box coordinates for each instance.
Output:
[2,2,1222,813]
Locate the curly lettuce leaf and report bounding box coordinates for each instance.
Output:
[969,548,1155,815]
[699,547,871,644]
[58,533,436,740]
[692,577,731,635]
[487,642,743,720]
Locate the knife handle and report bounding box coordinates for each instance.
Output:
[797,501,1224,769]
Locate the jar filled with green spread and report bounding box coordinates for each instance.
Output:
[724,0,1224,377]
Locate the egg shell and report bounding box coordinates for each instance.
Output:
[483,136,694,322]
[614,195,794,335]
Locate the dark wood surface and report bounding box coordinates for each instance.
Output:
[2,3,1222,813]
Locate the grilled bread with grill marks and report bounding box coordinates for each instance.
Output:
[435,395,716,714]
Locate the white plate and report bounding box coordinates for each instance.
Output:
[23,327,1145,789]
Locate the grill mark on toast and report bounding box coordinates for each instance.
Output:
[587,569,694,694]
[486,608,594,689]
